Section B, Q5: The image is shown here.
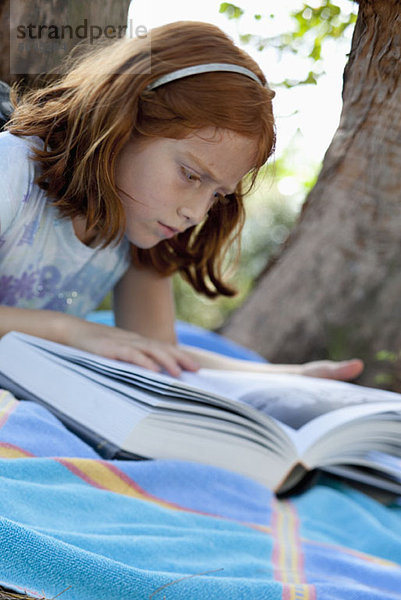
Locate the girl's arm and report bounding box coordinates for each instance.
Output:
[113,261,177,344]
[113,264,364,381]
[0,305,75,342]
[0,295,197,377]
[0,268,362,380]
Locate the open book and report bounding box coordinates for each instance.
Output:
[1,331,401,495]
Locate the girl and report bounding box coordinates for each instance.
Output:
[0,20,362,379]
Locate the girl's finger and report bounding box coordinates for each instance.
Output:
[142,346,183,377]
[171,348,200,372]
[114,346,162,373]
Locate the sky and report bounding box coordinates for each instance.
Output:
[128,0,356,167]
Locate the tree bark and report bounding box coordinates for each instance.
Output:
[222,0,401,390]
[0,0,131,86]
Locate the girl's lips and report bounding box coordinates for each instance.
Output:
[158,222,180,238]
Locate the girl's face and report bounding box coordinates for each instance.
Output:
[115,127,258,249]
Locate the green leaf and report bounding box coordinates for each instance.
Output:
[219,2,244,19]
[304,71,318,85]
[374,373,395,386]
[278,70,321,89]
[239,33,252,45]
[376,350,398,362]
[309,38,322,61]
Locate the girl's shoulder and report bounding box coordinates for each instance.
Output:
[0,131,44,233]
[0,130,44,180]
[0,129,44,162]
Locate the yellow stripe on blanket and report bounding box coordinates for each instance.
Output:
[303,536,399,568]
[272,498,317,600]
[56,458,197,512]
[55,458,275,532]
[0,442,34,458]
[282,584,316,600]
[0,389,18,429]
[0,391,34,458]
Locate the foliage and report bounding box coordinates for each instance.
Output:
[219,2,244,20]
[374,350,401,390]
[219,1,357,87]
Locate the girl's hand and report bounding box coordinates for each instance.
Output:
[297,359,364,381]
[64,318,199,377]
[179,345,364,382]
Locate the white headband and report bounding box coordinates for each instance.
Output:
[146,62,265,91]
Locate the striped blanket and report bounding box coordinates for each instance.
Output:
[1,392,401,599]
[0,318,401,599]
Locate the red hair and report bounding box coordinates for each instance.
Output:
[6,21,276,297]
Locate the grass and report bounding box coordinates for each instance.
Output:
[0,589,46,600]
[0,587,69,600]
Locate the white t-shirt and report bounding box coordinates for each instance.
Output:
[0,131,130,318]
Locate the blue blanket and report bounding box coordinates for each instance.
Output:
[1,317,401,599]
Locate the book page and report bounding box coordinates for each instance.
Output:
[180,369,401,429]
[295,401,401,457]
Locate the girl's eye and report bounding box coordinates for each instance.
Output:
[181,167,201,183]
[213,192,225,202]
[213,192,232,205]
[180,166,232,205]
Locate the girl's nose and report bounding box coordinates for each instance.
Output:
[177,193,213,227]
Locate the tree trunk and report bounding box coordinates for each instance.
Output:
[222,0,401,390]
[0,0,131,86]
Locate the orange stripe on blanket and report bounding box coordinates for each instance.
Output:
[0,442,34,458]
[55,457,275,534]
[272,498,316,600]
[55,458,214,513]
[303,536,400,569]
[0,390,18,429]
